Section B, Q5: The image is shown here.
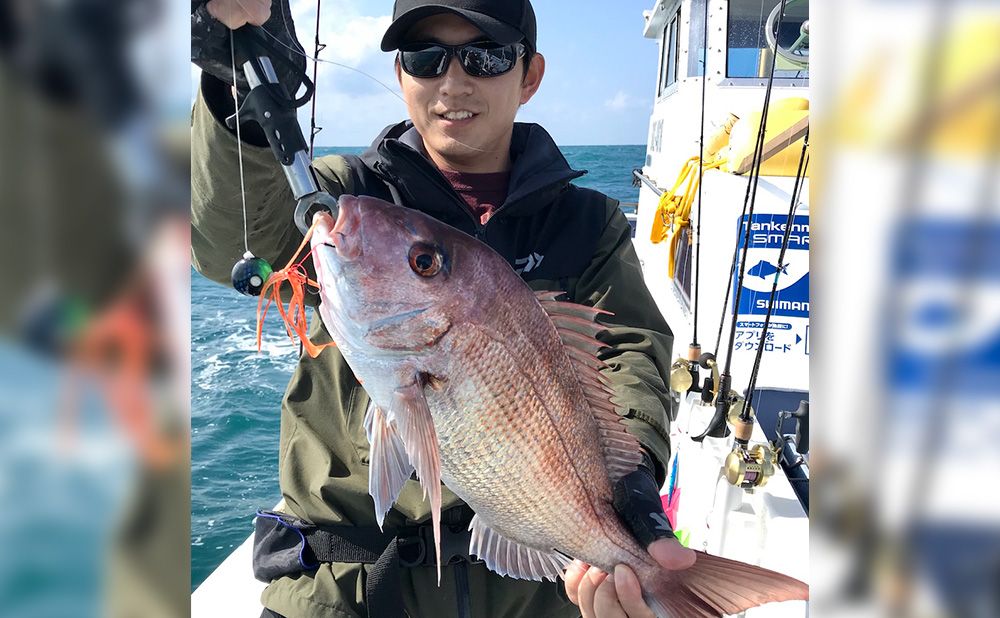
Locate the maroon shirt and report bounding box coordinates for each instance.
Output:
[439,169,510,225]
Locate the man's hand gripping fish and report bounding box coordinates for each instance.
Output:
[304,195,807,617]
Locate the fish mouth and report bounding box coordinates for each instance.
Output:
[314,241,344,279]
[330,195,363,260]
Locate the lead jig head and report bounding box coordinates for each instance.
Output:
[231,251,273,296]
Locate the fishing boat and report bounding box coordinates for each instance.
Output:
[628,0,810,615]
[193,0,810,614]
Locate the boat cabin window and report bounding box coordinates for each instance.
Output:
[726,0,809,79]
[674,228,693,311]
[657,5,682,96]
[687,0,707,78]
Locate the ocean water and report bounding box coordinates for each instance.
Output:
[190,144,646,589]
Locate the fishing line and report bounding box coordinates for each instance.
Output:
[264,16,408,106]
[261,7,501,156]
[231,31,251,253]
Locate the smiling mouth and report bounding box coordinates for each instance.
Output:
[438,110,477,121]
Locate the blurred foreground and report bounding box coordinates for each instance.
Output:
[0,0,998,616]
[0,1,190,616]
[812,0,1000,616]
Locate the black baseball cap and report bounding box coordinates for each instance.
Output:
[380,0,537,52]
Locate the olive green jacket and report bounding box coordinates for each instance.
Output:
[192,73,675,617]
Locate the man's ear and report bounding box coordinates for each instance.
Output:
[395,55,403,85]
[519,53,545,105]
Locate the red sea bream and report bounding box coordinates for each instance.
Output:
[308,195,808,616]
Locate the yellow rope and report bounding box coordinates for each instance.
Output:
[650,156,726,278]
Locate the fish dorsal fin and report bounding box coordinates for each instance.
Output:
[537,294,643,483]
[468,514,571,582]
[364,401,415,530]
[392,382,443,583]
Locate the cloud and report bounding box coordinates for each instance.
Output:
[291,0,391,67]
[604,91,631,111]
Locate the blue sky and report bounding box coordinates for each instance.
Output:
[224,0,662,146]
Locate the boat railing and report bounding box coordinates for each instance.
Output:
[632,169,664,196]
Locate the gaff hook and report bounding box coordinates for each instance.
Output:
[294,191,340,236]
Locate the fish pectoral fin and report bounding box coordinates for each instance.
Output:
[392,383,443,583]
[468,515,571,583]
[365,402,414,530]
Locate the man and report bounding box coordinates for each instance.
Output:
[191,1,694,616]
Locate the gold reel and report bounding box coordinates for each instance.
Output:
[724,443,778,491]
[668,346,722,404]
[669,358,695,393]
[720,393,776,491]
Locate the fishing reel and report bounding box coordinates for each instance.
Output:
[668,345,700,394]
[669,346,721,403]
[720,396,778,491]
[724,442,778,491]
[721,396,770,489]
[690,363,734,442]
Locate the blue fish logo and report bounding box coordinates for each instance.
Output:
[748,260,788,279]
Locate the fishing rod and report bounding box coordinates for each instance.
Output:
[308,0,326,158]
[689,0,711,366]
[668,0,718,401]
[723,141,809,492]
[226,25,339,297]
[692,0,790,443]
[742,144,808,427]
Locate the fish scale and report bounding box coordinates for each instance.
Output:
[307,195,809,616]
[385,246,652,572]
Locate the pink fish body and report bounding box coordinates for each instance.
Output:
[309,195,807,616]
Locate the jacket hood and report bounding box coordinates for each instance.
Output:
[358,121,586,219]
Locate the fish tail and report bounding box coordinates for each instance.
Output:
[641,551,808,617]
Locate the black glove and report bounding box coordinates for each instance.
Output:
[191,0,306,96]
[613,451,676,547]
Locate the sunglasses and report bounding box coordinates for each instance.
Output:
[398,41,526,78]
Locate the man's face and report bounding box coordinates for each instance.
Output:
[396,13,544,173]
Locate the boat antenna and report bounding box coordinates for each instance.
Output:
[694,0,789,442]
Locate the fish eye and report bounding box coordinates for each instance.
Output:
[408,243,443,277]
